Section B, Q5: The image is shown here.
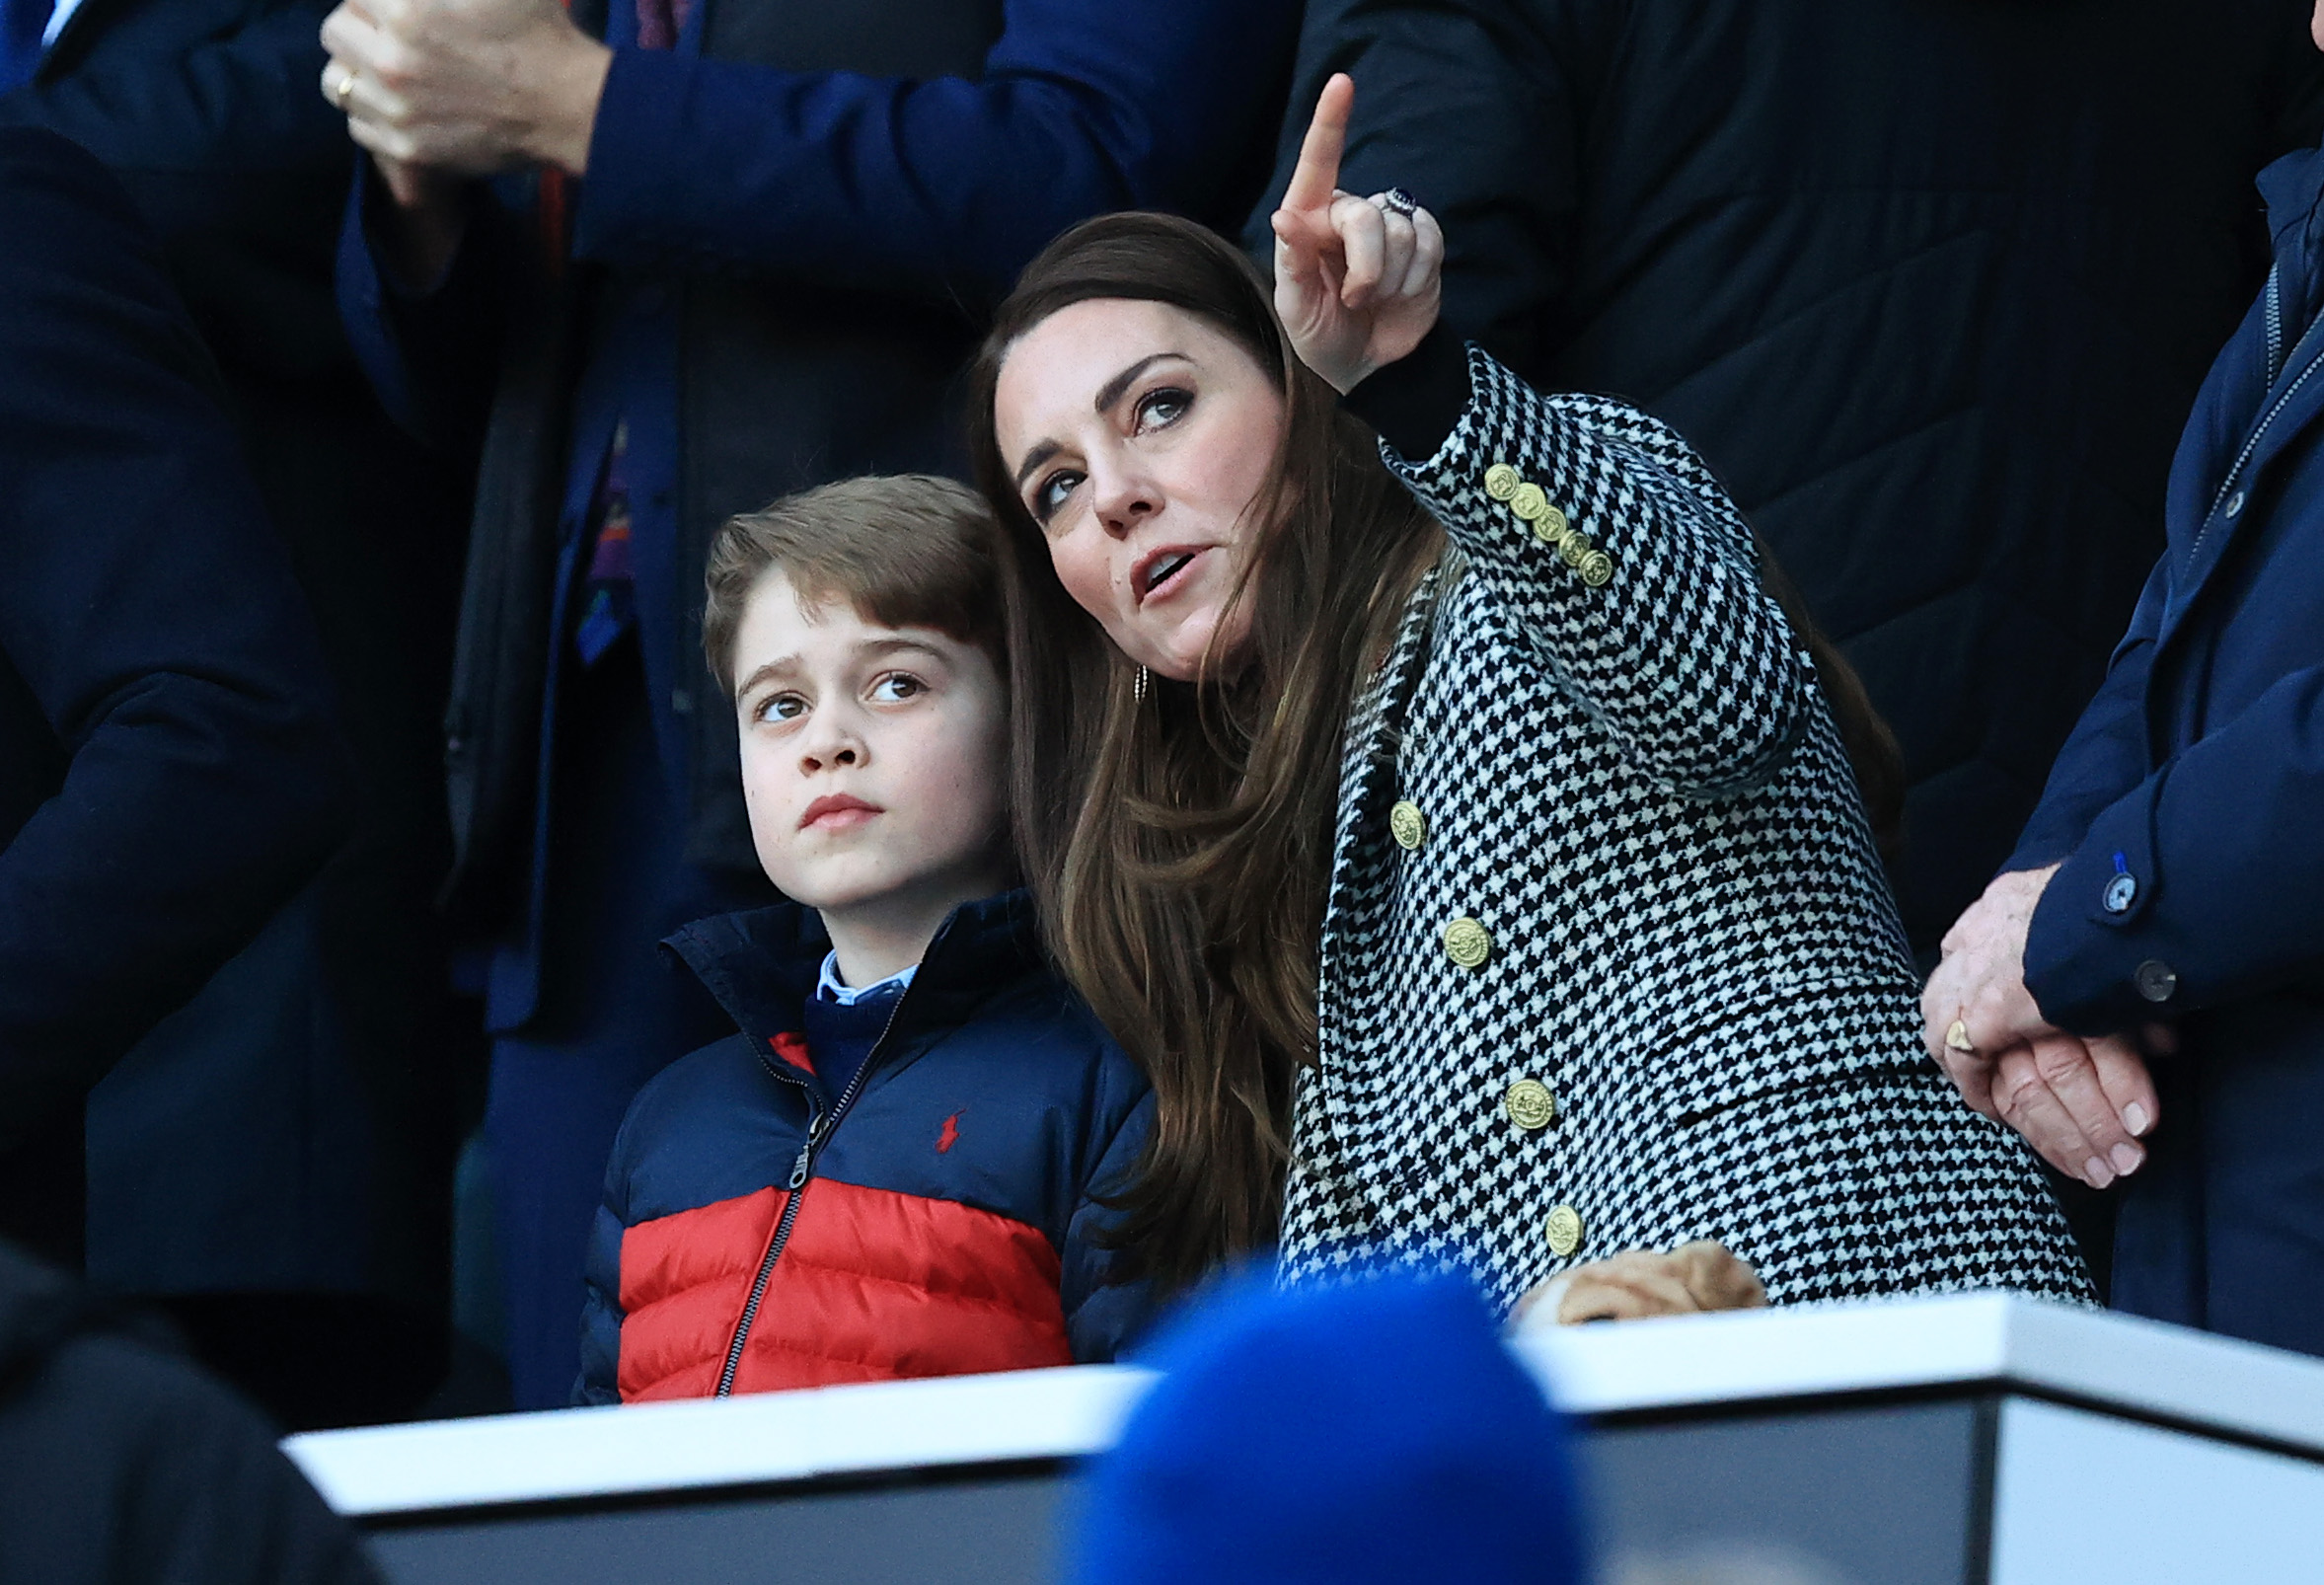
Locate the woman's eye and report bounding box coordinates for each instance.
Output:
[870,673,925,704]
[1033,469,1085,523]
[1136,387,1192,431]
[756,693,805,723]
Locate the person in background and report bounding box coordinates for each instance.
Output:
[577,477,1151,1403]
[0,127,349,1335]
[321,0,1298,1410]
[1247,0,2324,967]
[0,1239,382,1585]
[1070,1270,1584,1585]
[0,0,480,1427]
[1922,1,2324,1365]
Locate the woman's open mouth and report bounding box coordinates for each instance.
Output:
[1134,546,1207,605]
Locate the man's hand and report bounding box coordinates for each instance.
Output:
[1989,1031,2162,1188]
[321,0,612,179]
[1920,864,2063,1110]
[1509,1241,1766,1332]
[1268,74,1445,395]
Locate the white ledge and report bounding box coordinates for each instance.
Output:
[286,1294,2324,1518]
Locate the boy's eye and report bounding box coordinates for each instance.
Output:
[756,692,805,723]
[870,673,926,704]
[1033,468,1085,525]
[1135,387,1192,431]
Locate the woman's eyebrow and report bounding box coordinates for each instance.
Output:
[1094,351,1188,415]
[1013,439,1061,491]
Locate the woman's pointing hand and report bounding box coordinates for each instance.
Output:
[1269,73,1444,396]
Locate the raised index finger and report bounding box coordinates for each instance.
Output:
[1281,73,1355,218]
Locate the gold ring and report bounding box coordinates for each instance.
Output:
[335,68,356,110]
[1945,1019,1976,1054]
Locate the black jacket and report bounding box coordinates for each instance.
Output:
[0,127,350,1265]
[1255,0,2324,950]
[1,0,475,1310]
[0,1240,380,1584]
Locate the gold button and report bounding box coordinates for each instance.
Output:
[1559,534,1590,569]
[1442,916,1491,969]
[1531,505,1569,547]
[1504,1079,1555,1130]
[1579,550,1613,587]
[1483,464,1521,501]
[1545,1204,1584,1258]
[1509,482,1550,522]
[1388,799,1426,851]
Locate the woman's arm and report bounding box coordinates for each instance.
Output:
[1369,336,1814,796]
[1273,79,1812,798]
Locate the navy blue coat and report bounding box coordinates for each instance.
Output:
[577,893,1153,1404]
[2014,140,2324,1358]
[0,127,350,1267]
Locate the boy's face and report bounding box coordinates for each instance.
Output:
[731,569,1011,919]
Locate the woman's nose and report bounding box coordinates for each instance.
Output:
[1089,461,1161,536]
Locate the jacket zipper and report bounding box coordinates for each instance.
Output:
[713,990,915,1397]
[2191,265,2321,571]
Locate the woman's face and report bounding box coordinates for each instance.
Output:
[992,299,1288,682]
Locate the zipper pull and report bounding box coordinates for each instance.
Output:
[787,1144,811,1190]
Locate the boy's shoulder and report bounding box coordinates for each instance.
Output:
[937,963,1148,1099]
[618,1030,780,1143]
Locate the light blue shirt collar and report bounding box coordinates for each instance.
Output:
[816,950,916,1006]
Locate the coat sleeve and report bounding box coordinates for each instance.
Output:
[2003,559,2166,874]
[2025,651,2324,1036]
[573,1117,636,1406]
[0,129,351,1155]
[1241,0,1610,373]
[1059,1088,1157,1364]
[570,0,1300,301]
[1380,343,1815,798]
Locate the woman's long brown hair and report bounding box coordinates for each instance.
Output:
[969,213,1903,1292]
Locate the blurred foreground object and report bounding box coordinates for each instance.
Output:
[1071,1272,1584,1585]
[0,1239,381,1584]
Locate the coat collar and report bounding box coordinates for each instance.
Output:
[663,889,1044,1055]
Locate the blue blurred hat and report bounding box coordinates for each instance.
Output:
[1070,1269,1585,1585]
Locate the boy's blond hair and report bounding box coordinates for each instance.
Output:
[704,474,1006,698]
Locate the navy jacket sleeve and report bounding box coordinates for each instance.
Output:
[0,128,351,1155]
[1061,1087,1156,1365]
[340,0,1298,449]
[574,0,1297,300]
[2004,559,2167,874]
[2024,648,2324,1036]
[1243,0,1611,372]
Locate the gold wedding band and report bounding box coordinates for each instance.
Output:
[334,67,356,110]
[1945,1019,1976,1054]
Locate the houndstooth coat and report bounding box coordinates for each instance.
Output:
[1278,347,2092,1312]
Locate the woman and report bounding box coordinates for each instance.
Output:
[973,77,2089,1315]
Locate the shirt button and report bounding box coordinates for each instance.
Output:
[1544,1204,1584,1259]
[1579,550,1614,587]
[1531,505,1570,548]
[2224,490,2247,518]
[1442,916,1492,969]
[1504,1079,1555,1130]
[2136,959,2179,1003]
[1510,481,1551,523]
[2103,872,2138,915]
[1389,799,1426,851]
[1483,463,1522,501]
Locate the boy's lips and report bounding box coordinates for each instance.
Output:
[799,793,882,831]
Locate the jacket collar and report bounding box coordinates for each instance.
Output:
[663,889,1045,1054]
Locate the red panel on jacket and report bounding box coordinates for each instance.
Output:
[616,1179,1072,1402]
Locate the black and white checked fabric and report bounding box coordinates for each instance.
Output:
[1280,347,2092,1312]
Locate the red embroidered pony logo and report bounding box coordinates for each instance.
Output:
[936,1112,962,1154]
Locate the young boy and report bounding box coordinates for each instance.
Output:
[576,476,1153,1404]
